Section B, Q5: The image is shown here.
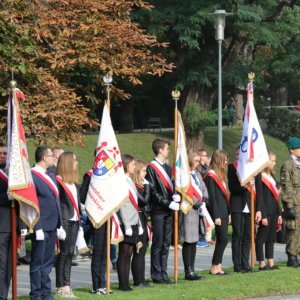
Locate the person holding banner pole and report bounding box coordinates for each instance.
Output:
[228,144,263,273]
[55,152,81,297]
[255,151,282,270]
[179,149,208,280]
[79,168,108,295]
[204,149,230,276]
[146,138,179,284]
[117,154,143,291]
[131,160,151,287]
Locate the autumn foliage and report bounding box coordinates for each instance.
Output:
[0,0,173,144]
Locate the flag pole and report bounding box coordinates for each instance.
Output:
[103,73,113,294]
[9,80,18,300]
[172,90,180,283]
[248,72,256,271]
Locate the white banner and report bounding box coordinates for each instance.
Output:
[85,104,129,228]
[236,81,269,186]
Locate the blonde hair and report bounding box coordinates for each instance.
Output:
[263,150,276,175]
[188,149,199,169]
[210,149,228,182]
[56,152,78,184]
[132,160,147,186]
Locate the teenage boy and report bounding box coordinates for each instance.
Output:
[146,138,180,284]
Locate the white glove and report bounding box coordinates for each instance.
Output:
[172,194,181,203]
[142,178,149,185]
[21,229,28,236]
[57,226,66,241]
[125,227,133,236]
[138,226,144,235]
[169,201,180,211]
[80,203,86,211]
[36,229,45,241]
[7,193,13,200]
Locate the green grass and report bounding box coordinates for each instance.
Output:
[26,126,288,181]
[17,263,300,300]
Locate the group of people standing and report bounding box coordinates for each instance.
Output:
[0,135,300,299]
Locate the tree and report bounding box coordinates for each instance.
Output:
[0,0,173,143]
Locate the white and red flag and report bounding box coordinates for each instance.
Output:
[174,111,193,214]
[85,104,128,230]
[7,87,40,231]
[236,80,269,186]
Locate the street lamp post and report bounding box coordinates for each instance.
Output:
[211,9,228,149]
[103,73,113,111]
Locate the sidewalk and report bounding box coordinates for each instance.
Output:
[11,242,287,297]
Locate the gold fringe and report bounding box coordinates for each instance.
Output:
[10,191,40,232]
[237,160,270,187]
[86,195,129,229]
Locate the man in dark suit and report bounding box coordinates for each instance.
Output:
[0,143,12,300]
[30,146,64,300]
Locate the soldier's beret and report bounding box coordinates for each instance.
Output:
[287,137,300,149]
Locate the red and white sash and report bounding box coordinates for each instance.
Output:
[85,169,92,177]
[149,160,174,193]
[56,176,80,222]
[111,213,124,244]
[261,172,280,203]
[233,161,256,199]
[32,167,59,199]
[127,176,139,211]
[0,169,8,183]
[204,170,229,204]
[190,173,203,202]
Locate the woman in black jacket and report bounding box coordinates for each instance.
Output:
[204,149,230,275]
[55,152,81,297]
[131,160,151,287]
[255,151,282,270]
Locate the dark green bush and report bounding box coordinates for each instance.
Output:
[268,108,300,140]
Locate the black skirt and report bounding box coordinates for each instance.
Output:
[121,224,141,245]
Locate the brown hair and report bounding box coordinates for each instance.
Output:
[121,154,134,173]
[152,138,170,156]
[56,152,78,184]
[210,149,228,182]
[188,149,199,169]
[132,160,147,185]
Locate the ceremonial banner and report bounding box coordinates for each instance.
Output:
[7,88,40,231]
[236,80,269,186]
[85,104,128,228]
[174,111,193,214]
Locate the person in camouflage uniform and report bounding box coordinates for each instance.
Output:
[280,137,300,267]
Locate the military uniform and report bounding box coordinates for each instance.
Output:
[280,156,300,267]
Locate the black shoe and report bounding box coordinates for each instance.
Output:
[269,265,279,270]
[18,257,31,265]
[152,278,164,284]
[233,266,243,273]
[258,266,270,271]
[241,268,251,273]
[119,286,133,291]
[185,271,203,280]
[71,261,79,266]
[162,278,174,284]
[287,255,300,267]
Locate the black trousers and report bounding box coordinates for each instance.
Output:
[0,232,11,300]
[91,223,107,290]
[231,212,251,269]
[182,242,197,271]
[56,221,79,287]
[256,214,278,261]
[131,212,148,285]
[30,230,56,300]
[212,217,229,265]
[150,213,173,281]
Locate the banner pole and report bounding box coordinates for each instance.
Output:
[250,188,255,270]
[11,200,17,300]
[106,220,111,294]
[173,94,179,283]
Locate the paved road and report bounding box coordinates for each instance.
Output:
[11,242,287,297]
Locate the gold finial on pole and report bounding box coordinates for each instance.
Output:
[103,73,113,112]
[248,72,255,81]
[171,90,181,101]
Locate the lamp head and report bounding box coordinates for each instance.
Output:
[211,10,227,41]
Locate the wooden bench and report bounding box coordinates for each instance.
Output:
[147,117,161,132]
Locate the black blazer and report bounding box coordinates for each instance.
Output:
[57,181,82,222]
[136,183,151,218]
[146,161,174,215]
[205,176,230,220]
[79,172,91,204]
[0,175,11,233]
[228,164,264,214]
[261,175,281,218]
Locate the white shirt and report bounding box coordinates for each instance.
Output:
[66,183,79,221]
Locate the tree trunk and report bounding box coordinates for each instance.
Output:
[118,100,134,133]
